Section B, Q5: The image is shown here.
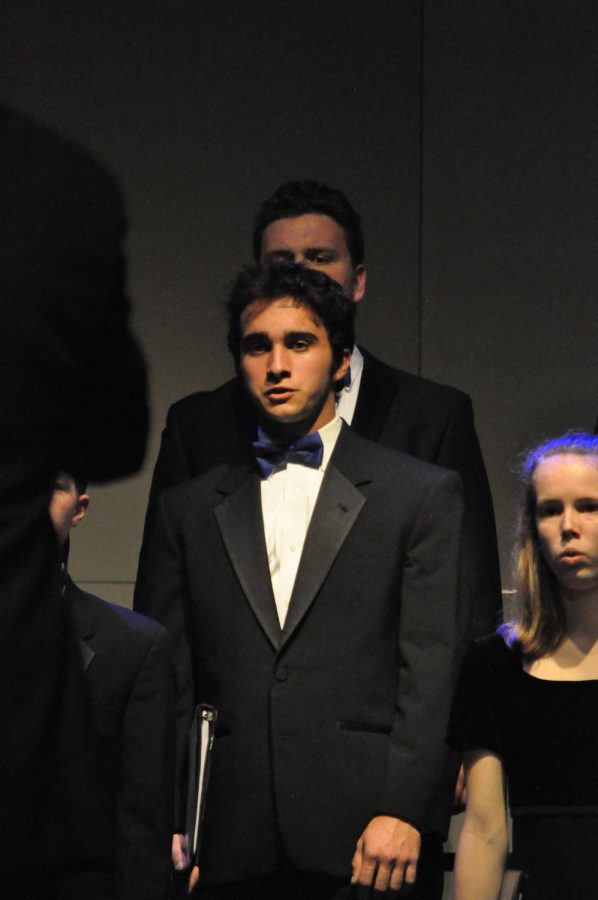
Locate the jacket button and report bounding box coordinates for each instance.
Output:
[275,667,289,682]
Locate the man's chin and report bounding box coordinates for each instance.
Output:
[259,407,319,438]
[262,410,305,429]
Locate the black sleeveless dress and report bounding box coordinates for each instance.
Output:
[449,635,598,899]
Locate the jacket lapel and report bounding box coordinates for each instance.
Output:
[78,639,95,671]
[280,426,370,649]
[214,468,281,650]
[351,347,397,442]
[214,428,372,652]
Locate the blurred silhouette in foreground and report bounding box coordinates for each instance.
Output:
[0,107,148,898]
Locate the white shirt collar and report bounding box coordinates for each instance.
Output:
[343,345,363,393]
[318,415,343,471]
[335,346,363,426]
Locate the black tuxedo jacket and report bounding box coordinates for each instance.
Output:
[67,579,175,900]
[136,425,464,883]
[0,108,148,887]
[136,348,500,638]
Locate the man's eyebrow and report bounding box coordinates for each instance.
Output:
[304,246,337,256]
[241,330,269,344]
[284,330,318,343]
[262,249,294,259]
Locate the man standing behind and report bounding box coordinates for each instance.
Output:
[136,180,500,639]
[137,263,464,898]
[49,471,175,900]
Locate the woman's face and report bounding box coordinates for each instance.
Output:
[534,454,598,597]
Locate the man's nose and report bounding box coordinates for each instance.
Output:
[291,251,308,266]
[266,345,291,379]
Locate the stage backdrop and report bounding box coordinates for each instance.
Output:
[2,1,596,607]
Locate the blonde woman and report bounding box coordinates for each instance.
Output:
[449,432,598,899]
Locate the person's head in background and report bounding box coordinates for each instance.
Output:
[252,180,366,305]
[502,432,598,658]
[49,471,89,560]
[226,262,353,440]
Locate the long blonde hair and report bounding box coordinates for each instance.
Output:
[501,432,598,659]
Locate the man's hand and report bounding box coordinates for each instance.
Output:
[351,816,421,895]
[172,833,200,893]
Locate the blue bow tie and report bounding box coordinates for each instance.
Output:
[253,428,324,479]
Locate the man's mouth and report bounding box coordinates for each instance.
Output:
[264,387,296,402]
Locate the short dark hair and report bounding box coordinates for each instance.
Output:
[73,475,88,496]
[226,262,355,374]
[252,180,365,268]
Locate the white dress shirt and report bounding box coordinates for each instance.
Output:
[260,416,343,628]
[335,345,363,425]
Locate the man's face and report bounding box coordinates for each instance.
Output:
[49,472,89,546]
[260,214,366,303]
[239,297,350,435]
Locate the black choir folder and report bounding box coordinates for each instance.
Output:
[185,704,217,866]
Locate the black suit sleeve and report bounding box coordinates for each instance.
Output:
[433,392,501,639]
[148,404,195,502]
[134,490,196,829]
[355,351,501,640]
[134,404,194,615]
[383,468,464,834]
[135,381,257,612]
[116,626,176,900]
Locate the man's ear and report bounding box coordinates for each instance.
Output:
[332,347,352,385]
[71,493,90,529]
[352,265,366,304]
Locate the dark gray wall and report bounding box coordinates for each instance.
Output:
[3,1,596,605]
[422,1,597,586]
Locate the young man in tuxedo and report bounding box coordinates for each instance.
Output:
[135,180,500,640]
[137,263,465,899]
[48,471,175,900]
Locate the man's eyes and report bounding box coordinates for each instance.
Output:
[306,251,335,265]
[578,500,598,514]
[263,250,336,266]
[241,335,316,354]
[263,251,293,265]
[242,339,270,355]
[285,333,316,351]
